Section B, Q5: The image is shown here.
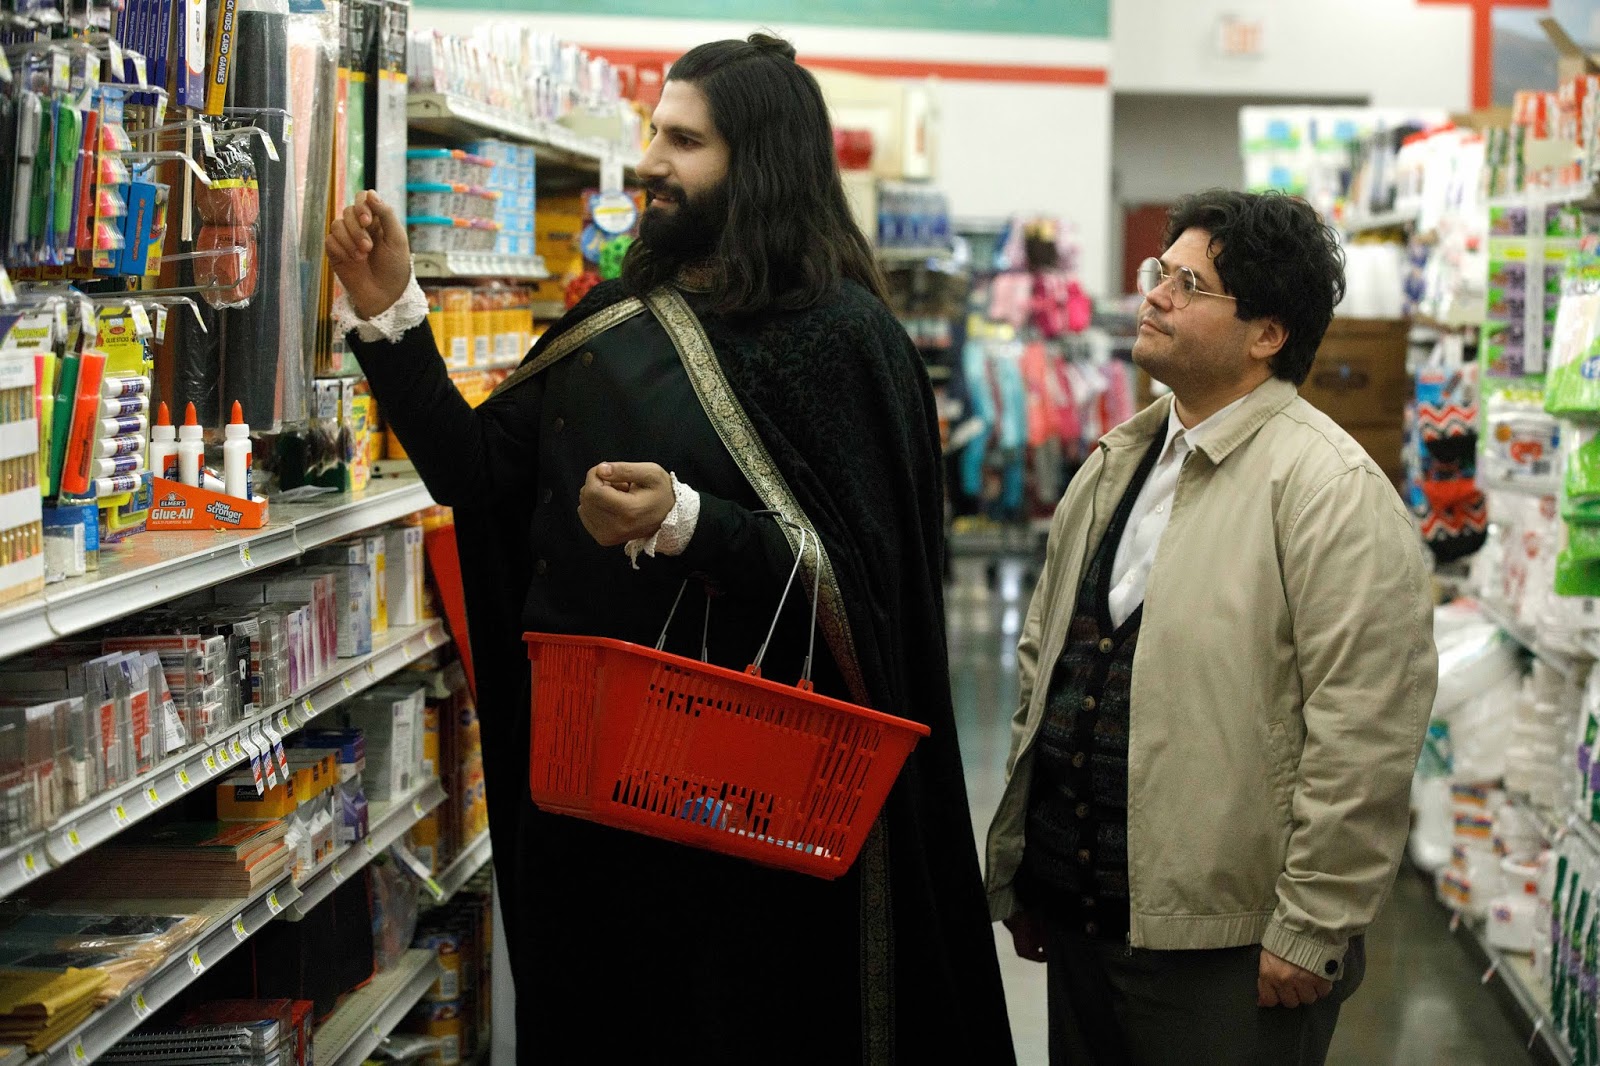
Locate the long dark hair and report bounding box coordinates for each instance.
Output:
[621,34,887,316]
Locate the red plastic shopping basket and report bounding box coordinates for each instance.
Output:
[524,521,930,879]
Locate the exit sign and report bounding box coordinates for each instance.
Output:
[1217,15,1265,57]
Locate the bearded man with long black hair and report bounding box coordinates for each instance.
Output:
[325,32,1015,1065]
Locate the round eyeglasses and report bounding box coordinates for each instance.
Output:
[1135,257,1237,309]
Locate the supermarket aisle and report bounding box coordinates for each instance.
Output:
[945,555,1532,1065]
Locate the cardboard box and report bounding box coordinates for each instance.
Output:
[386,526,426,626]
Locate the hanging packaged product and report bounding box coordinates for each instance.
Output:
[1545,258,1600,417]
[1481,388,1563,494]
[194,139,260,309]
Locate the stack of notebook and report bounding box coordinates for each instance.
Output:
[64,821,290,898]
[0,967,108,1052]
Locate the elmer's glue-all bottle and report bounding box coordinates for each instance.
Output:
[150,402,178,480]
[177,402,204,488]
[224,401,253,501]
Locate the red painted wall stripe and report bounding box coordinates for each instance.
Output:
[585,45,1108,86]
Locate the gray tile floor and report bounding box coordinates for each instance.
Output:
[945,555,1536,1065]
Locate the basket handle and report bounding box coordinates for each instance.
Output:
[651,512,825,691]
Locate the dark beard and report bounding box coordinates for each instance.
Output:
[637,179,728,265]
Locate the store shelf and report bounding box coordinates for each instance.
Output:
[428,832,491,908]
[1476,599,1587,682]
[0,478,435,661]
[876,245,953,265]
[412,252,549,280]
[313,947,442,1066]
[1341,210,1416,235]
[0,620,450,902]
[406,93,641,173]
[283,778,448,921]
[28,877,304,1066]
[1451,916,1571,1066]
[1566,810,1600,859]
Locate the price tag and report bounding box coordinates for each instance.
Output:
[363,835,376,855]
[112,803,130,827]
[331,861,346,884]
[128,301,153,338]
[70,1040,88,1065]
[300,697,315,720]
[261,131,280,163]
[51,49,71,92]
[239,544,254,568]
[174,768,192,791]
[154,305,168,342]
[65,828,83,852]
[601,154,624,195]
[144,783,161,809]
[412,797,427,820]
[256,728,278,789]
[199,123,216,158]
[365,662,378,681]
[131,52,147,87]
[17,851,39,880]
[231,913,248,941]
[55,302,69,345]
[372,1023,382,1039]
[0,266,14,306]
[0,49,12,84]
[187,949,204,976]
[404,637,423,657]
[278,711,292,733]
[267,726,289,778]
[423,877,444,901]
[341,676,354,695]
[80,300,98,343]
[107,35,123,80]
[132,991,151,1021]
[267,891,283,915]
[232,738,247,762]
[204,752,219,775]
[216,744,232,766]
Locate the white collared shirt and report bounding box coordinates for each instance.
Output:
[1107,393,1251,628]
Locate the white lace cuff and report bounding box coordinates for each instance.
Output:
[332,273,429,343]
[625,474,701,570]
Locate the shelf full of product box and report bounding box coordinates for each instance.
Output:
[0,619,451,902]
[406,93,643,174]
[1440,901,1572,1066]
[412,252,550,281]
[875,245,954,266]
[313,948,443,1066]
[1475,599,1587,683]
[284,777,449,921]
[20,875,305,1066]
[1339,210,1418,236]
[426,831,491,909]
[0,478,436,661]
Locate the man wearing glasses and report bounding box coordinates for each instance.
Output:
[984,189,1437,1064]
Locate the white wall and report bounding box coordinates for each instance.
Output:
[1111,0,1473,110]
[410,9,1115,291]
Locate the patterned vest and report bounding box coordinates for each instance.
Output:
[1020,428,1165,941]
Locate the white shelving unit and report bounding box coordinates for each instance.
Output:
[0,619,449,900]
[0,478,434,660]
[312,948,443,1066]
[428,831,492,908]
[1476,599,1587,683]
[407,93,641,174]
[413,252,549,280]
[1340,209,1417,235]
[284,778,449,921]
[876,245,953,265]
[27,877,303,1065]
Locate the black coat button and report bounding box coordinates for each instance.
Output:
[1098,638,1113,654]
[1081,696,1096,711]
[1324,960,1338,976]
[536,560,548,576]
[541,488,553,505]
[553,417,565,433]
[581,351,595,367]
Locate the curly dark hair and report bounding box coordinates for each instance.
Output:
[621,33,886,316]
[1164,190,1346,387]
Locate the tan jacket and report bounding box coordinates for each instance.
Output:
[984,377,1437,979]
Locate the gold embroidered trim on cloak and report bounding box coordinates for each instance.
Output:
[643,287,892,1063]
[488,297,646,399]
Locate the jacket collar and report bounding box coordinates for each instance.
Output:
[1099,377,1298,465]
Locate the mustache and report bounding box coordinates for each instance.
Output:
[645,178,687,201]
[1140,313,1171,334]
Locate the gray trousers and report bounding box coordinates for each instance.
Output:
[1044,920,1367,1066]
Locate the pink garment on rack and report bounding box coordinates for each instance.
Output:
[1099,361,1137,432]
[1021,342,1052,447]
[1048,355,1081,445]
[988,272,1033,328]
